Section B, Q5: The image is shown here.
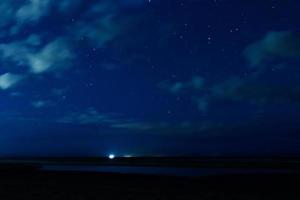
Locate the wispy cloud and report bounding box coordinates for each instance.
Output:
[31,100,54,108]
[162,74,300,113]
[0,73,24,90]
[0,0,145,90]
[57,107,219,133]
[0,2,17,29]
[0,36,73,72]
[28,38,73,74]
[0,35,73,89]
[0,0,83,35]
[244,31,300,66]
[74,15,121,47]
[16,0,51,23]
[159,76,205,94]
[71,0,126,48]
[57,108,118,125]
[110,122,153,130]
[58,108,155,131]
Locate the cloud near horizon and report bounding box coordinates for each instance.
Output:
[57,107,155,131]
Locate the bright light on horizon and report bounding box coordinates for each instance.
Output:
[108,154,115,159]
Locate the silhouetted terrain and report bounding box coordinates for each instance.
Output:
[0,170,299,199]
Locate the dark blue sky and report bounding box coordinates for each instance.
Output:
[0,0,300,157]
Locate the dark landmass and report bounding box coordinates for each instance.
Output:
[1,157,300,199]
[0,169,299,199]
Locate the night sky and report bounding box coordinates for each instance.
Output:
[0,0,300,157]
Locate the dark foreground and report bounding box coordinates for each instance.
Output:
[0,170,299,199]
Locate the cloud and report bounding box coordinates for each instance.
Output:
[58,107,214,133]
[57,108,116,125]
[70,0,143,48]
[161,73,300,113]
[0,0,135,37]
[211,77,245,100]
[16,0,51,23]
[209,77,300,106]
[58,108,155,131]
[0,38,32,65]
[0,36,73,89]
[0,36,73,74]
[190,77,245,112]
[0,73,24,90]
[74,15,121,47]
[0,2,16,28]
[0,0,143,91]
[31,100,53,108]
[160,76,208,112]
[120,0,148,6]
[191,76,205,90]
[169,82,185,94]
[160,76,205,94]
[0,0,82,35]
[110,122,153,130]
[28,38,73,74]
[244,31,300,66]
[25,34,42,46]
[56,0,81,12]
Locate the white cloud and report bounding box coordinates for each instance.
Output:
[11,0,52,34]
[28,38,73,74]
[0,40,31,65]
[0,36,73,74]
[0,73,23,90]
[16,0,51,23]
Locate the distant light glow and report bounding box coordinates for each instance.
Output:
[108,154,115,159]
[124,155,132,158]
